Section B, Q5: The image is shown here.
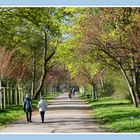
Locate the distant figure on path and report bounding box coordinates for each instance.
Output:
[72,88,76,96]
[68,88,72,99]
[68,92,72,99]
[23,94,33,123]
[38,96,48,123]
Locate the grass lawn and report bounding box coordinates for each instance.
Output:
[0,92,61,129]
[0,106,24,128]
[81,95,140,132]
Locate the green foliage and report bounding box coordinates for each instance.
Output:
[98,82,115,97]
[104,69,129,98]
[0,7,79,86]
[84,84,92,95]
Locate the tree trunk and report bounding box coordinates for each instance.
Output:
[10,84,13,106]
[100,72,104,87]
[32,48,36,96]
[136,71,140,100]
[33,34,48,99]
[56,81,61,92]
[0,80,2,110]
[3,87,6,109]
[119,63,138,107]
[92,83,97,100]
[135,61,140,100]
[6,81,10,106]
[32,33,55,99]
[100,73,105,93]
[131,57,140,102]
[15,85,18,105]
[18,83,22,105]
[132,67,140,103]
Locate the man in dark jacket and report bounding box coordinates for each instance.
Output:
[24,94,33,123]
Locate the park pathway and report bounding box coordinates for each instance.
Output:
[0,93,106,133]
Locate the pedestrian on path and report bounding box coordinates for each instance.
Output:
[68,92,72,99]
[68,88,72,99]
[38,96,48,123]
[72,88,76,96]
[23,94,33,123]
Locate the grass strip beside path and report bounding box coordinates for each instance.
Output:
[0,106,24,128]
[81,96,140,132]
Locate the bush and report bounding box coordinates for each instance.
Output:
[125,94,133,103]
[98,82,115,97]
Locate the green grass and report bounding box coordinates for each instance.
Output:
[0,92,61,129]
[81,96,140,132]
[0,106,24,128]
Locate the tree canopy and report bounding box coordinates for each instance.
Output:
[0,7,139,106]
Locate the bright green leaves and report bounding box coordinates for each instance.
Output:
[0,7,79,83]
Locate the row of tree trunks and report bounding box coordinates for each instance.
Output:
[0,86,25,110]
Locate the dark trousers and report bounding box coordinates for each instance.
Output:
[26,111,32,122]
[40,111,45,123]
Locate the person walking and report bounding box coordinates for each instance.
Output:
[38,96,48,123]
[68,92,72,99]
[72,88,76,96]
[23,94,33,123]
[68,88,72,99]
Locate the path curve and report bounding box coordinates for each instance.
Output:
[0,93,105,133]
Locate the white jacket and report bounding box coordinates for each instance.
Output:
[38,99,48,111]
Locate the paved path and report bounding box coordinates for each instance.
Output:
[0,93,106,133]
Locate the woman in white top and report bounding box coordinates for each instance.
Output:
[38,96,48,123]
